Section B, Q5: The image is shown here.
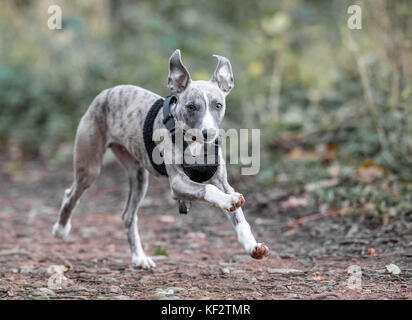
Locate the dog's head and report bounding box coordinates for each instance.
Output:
[167,49,234,143]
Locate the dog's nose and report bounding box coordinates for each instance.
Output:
[202,128,216,140]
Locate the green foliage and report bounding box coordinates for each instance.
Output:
[1,1,411,221]
[153,245,169,257]
[313,169,412,222]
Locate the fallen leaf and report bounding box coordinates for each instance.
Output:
[221,267,230,274]
[313,272,326,281]
[287,147,317,161]
[385,264,401,275]
[283,196,308,209]
[357,160,385,183]
[367,248,376,256]
[361,202,376,215]
[316,142,337,163]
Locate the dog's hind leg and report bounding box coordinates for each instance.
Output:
[52,111,106,240]
[111,145,155,269]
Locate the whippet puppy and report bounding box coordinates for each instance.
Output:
[52,50,269,268]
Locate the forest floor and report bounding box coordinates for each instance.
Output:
[0,158,411,300]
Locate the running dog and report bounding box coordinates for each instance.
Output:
[52,50,269,268]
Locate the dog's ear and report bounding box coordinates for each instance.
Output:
[211,54,234,94]
[168,49,191,93]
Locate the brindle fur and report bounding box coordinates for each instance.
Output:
[52,50,269,268]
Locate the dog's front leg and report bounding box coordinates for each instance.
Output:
[168,169,244,212]
[210,168,269,260]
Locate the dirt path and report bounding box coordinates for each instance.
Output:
[0,160,410,300]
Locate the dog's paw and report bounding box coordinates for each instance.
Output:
[228,193,245,212]
[132,255,156,269]
[250,243,269,260]
[52,222,71,240]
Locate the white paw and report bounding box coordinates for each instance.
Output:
[52,222,71,240]
[250,243,269,260]
[223,192,245,212]
[132,254,156,269]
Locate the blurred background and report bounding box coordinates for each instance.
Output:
[0,0,411,224]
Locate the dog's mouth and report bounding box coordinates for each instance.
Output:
[185,135,220,159]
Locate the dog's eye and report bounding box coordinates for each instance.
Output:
[186,104,196,111]
[215,103,223,110]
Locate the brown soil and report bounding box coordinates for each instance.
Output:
[0,160,410,300]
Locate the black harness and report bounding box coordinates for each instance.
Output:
[143,95,220,214]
